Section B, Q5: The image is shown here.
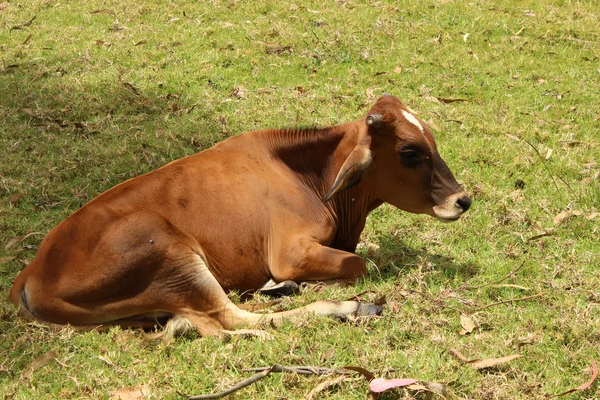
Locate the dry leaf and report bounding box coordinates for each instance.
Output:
[23,108,38,117]
[231,85,248,99]
[553,209,583,225]
[435,96,468,104]
[22,33,32,45]
[469,354,521,369]
[5,232,42,250]
[122,82,140,96]
[547,359,597,398]
[98,355,115,366]
[91,9,115,16]
[449,348,470,362]
[427,119,441,132]
[6,193,23,203]
[0,3,9,12]
[459,314,476,335]
[366,88,375,99]
[21,351,57,380]
[110,385,148,400]
[266,45,292,55]
[344,365,375,381]
[393,66,403,74]
[0,256,15,265]
[409,381,448,397]
[306,375,347,399]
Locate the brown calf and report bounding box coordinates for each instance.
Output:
[10,94,470,337]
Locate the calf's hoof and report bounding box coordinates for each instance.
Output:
[355,302,384,317]
[259,280,301,297]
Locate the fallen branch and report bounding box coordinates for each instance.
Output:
[471,293,543,312]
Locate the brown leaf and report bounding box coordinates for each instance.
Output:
[110,385,148,400]
[0,3,9,12]
[231,85,248,99]
[393,66,403,74]
[6,193,23,203]
[459,314,476,335]
[306,375,347,400]
[134,40,147,46]
[21,351,57,380]
[22,15,36,27]
[0,256,15,265]
[122,82,140,96]
[427,119,441,132]
[449,348,470,362]
[22,33,32,45]
[547,359,597,398]
[408,381,448,397]
[91,9,115,16]
[366,87,375,99]
[266,45,292,55]
[23,108,38,117]
[344,365,375,381]
[469,354,521,369]
[553,209,583,225]
[5,237,20,250]
[5,232,43,250]
[435,96,468,104]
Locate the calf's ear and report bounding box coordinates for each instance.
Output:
[322,129,373,202]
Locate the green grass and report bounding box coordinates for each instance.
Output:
[1,0,599,398]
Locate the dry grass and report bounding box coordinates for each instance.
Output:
[1,0,599,399]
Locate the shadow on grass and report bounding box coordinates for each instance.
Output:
[0,61,220,151]
[359,231,479,285]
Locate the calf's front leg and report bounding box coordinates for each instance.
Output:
[269,237,368,286]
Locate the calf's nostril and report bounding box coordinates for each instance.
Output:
[456,195,472,212]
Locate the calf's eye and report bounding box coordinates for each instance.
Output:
[399,149,422,168]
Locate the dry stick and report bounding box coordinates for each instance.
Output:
[458,261,526,292]
[178,364,282,400]
[242,365,352,375]
[471,293,543,313]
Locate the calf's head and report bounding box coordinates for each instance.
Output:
[325,94,471,222]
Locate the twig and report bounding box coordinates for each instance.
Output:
[242,365,352,375]
[471,293,543,312]
[458,261,526,291]
[178,364,281,399]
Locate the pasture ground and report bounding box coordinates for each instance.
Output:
[1,1,599,399]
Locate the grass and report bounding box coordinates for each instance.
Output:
[1,0,599,398]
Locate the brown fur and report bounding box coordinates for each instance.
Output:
[9,95,470,336]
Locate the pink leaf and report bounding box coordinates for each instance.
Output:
[369,377,418,393]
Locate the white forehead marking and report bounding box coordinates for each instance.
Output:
[401,110,424,133]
